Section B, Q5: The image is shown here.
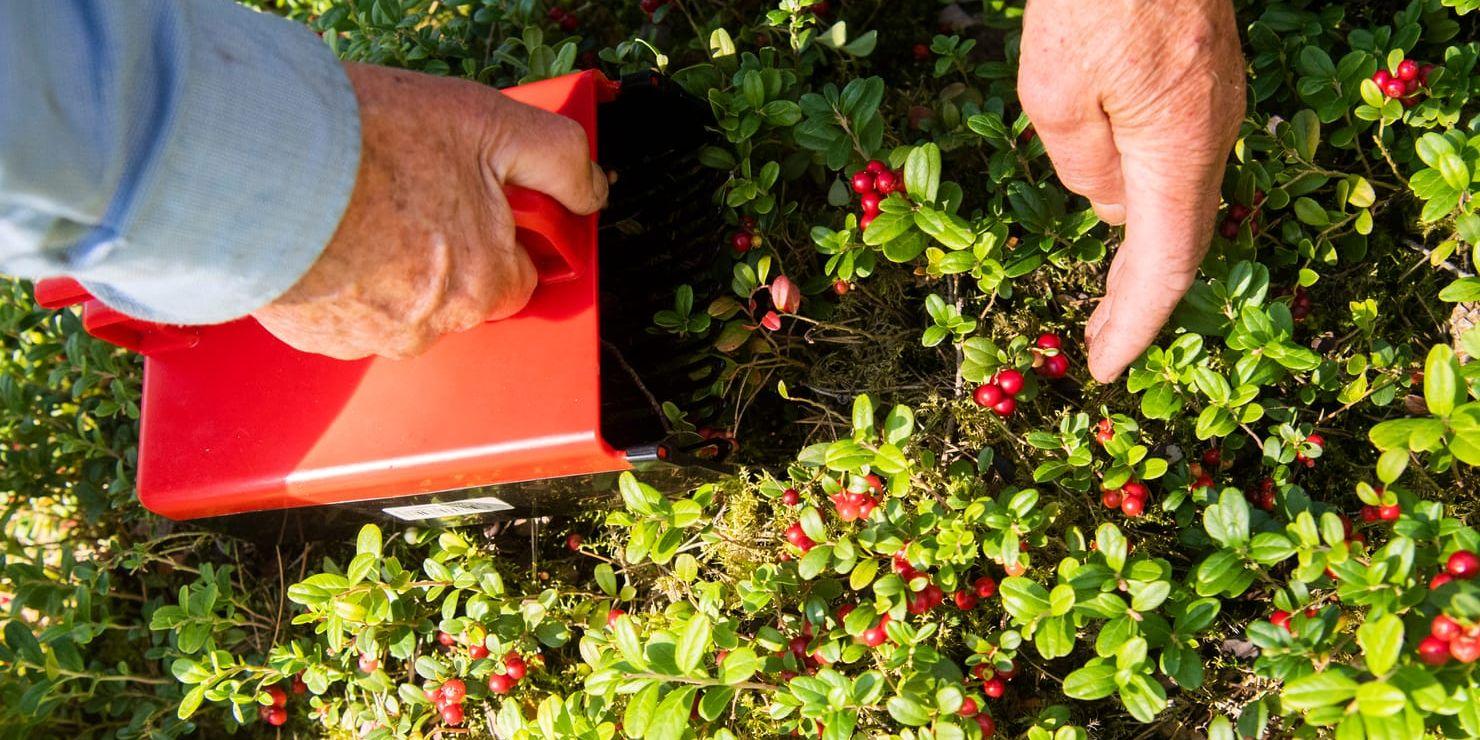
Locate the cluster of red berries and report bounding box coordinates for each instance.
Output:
[851,160,903,232]
[1358,491,1402,523]
[486,651,528,697]
[1372,58,1433,107]
[546,6,579,31]
[437,629,492,659]
[1269,606,1321,635]
[972,368,1025,418]
[1419,612,1480,666]
[1188,449,1218,493]
[830,474,882,522]
[1246,477,1279,512]
[257,678,304,727]
[638,0,670,15]
[425,677,470,726]
[1429,549,1479,590]
[729,215,760,254]
[1217,195,1262,239]
[1291,287,1313,322]
[784,521,817,552]
[1101,479,1150,517]
[1093,417,1115,446]
[1293,432,1323,467]
[964,660,1016,736]
[1031,332,1069,379]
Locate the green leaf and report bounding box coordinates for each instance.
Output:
[1063,661,1117,700]
[886,694,932,726]
[677,615,711,674]
[1375,448,1409,485]
[999,577,1052,623]
[1119,673,1168,723]
[1283,671,1360,710]
[1203,490,1251,548]
[1356,614,1403,676]
[1355,681,1407,717]
[1439,278,1480,302]
[356,524,382,558]
[648,686,699,740]
[719,646,758,684]
[852,394,876,439]
[1424,344,1462,418]
[862,209,914,245]
[904,143,941,203]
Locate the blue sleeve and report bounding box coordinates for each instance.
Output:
[0,0,360,325]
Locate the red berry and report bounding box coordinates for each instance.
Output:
[983,678,1005,698]
[1383,78,1408,98]
[1451,636,1480,664]
[1397,59,1419,81]
[1360,505,1379,522]
[1373,69,1392,87]
[874,170,901,195]
[833,280,850,296]
[740,215,758,229]
[1120,495,1145,517]
[265,685,288,708]
[1433,573,1456,590]
[1003,560,1026,577]
[861,626,887,647]
[547,7,566,19]
[731,231,753,252]
[1419,63,1434,83]
[864,474,884,494]
[607,607,626,628]
[1121,480,1148,499]
[912,43,930,61]
[559,14,578,31]
[851,171,876,194]
[1418,636,1452,666]
[440,702,464,725]
[789,636,810,657]
[291,676,307,695]
[437,631,456,647]
[1202,449,1221,468]
[505,653,527,680]
[865,159,887,173]
[440,678,466,704]
[1228,204,1251,222]
[975,714,996,736]
[1378,504,1401,521]
[995,369,1025,396]
[1433,615,1463,642]
[860,212,876,232]
[836,603,856,622]
[567,533,583,551]
[1102,489,1122,509]
[972,383,1004,408]
[1192,473,1214,491]
[1218,218,1240,240]
[1270,610,1292,632]
[1095,428,1114,445]
[1035,333,1062,350]
[954,589,978,610]
[488,673,514,694]
[860,192,882,215]
[358,653,379,673]
[1446,550,1480,578]
[959,697,979,716]
[996,662,1018,680]
[973,576,998,599]
[991,397,1016,418]
[1036,354,1069,379]
[265,707,288,726]
[468,643,489,659]
[781,488,801,506]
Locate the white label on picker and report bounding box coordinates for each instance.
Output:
[382,496,514,521]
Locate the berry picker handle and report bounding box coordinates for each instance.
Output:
[504,185,587,285]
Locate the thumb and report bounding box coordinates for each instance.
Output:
[483,93,609,216]
[1085,148,1223,383]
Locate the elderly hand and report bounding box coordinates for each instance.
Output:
[252,63,607,360]
[1018,0,1245,382]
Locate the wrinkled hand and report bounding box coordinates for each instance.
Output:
[253,63,607,360]
[1018,0,1245,382]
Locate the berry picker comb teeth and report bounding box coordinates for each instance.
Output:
[33,70,733,542]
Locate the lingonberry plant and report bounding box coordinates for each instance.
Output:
[4,0,1480,738]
